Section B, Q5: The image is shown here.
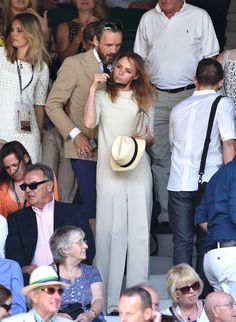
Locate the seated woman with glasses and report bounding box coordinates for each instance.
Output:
[161,263,209,322]
[0,141,58,218]
[0,285,12,320]
[50,226,105,322]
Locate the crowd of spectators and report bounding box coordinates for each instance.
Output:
[0,0,235,321]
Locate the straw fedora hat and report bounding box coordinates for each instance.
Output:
[110,136,146,172]
[22,266,68,295]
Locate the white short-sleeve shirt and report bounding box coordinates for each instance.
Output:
[168,90,236,191]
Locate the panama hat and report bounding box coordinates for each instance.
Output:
[110,136,146,171]
[22,266,68,295]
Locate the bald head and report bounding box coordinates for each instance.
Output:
[205,292,235,322]
[137,283,160,312]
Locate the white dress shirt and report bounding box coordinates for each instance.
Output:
[168,90,236,191]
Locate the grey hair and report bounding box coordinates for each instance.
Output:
[25,163,54,182]
[50,226,85,264]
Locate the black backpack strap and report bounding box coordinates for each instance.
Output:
[198,95,223,184]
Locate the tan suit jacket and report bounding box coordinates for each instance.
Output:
[45,49,103,159]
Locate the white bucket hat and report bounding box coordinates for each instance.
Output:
[110,136,146,171]
[22,266,68,295]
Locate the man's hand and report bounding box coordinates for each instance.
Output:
[74,133,93,158]
[22,264,38,275]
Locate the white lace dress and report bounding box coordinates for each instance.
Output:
[0,47,49,162]
[222,50,236,108]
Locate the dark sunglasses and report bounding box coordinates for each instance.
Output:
[103,21,123,32]
[20,179,49,191]
[1,303,12,312]
[41,287,64,296]
[176,281,200,294]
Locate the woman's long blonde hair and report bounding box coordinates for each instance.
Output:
[1,0,38,37]
[107,52,156,112]
[5,13,50,69]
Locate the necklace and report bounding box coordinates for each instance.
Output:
[10,179,26,209]
[176,303,198,322]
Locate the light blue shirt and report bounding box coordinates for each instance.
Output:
[33,308,56,322]
[0,258,26,315]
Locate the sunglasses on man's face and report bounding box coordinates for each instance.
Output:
[1,303,12,312]
[41,287,64,296]
[176,281,200,294]
[20,179,49,191]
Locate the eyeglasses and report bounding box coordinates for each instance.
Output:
[1,303,12,312]
[74,239,87,246]
[103,21,123,32]
[176,281,200,294]
[215,303,236,309]
[41,287,64,296]
[20,179,49,191]
[153,302,160,312]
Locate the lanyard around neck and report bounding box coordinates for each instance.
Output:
[11,179,27,210]
[16,60,34,95]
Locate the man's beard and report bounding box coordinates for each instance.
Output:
[97,47,116,65]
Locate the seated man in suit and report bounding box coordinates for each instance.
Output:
[3,265,71,322]
[5,163,95,284]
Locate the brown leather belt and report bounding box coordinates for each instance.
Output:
[156,83,195,94]
[209,240,236,251]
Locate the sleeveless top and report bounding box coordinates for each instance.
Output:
[67,20,86,53]
[222,50,236,107]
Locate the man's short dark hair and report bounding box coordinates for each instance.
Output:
[121,286,152,311]
[196,58,223,86]
[94,18,123,41]
[25,163,54,182]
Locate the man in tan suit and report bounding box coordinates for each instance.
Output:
[45,19,123,230]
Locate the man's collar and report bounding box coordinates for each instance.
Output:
[193,89,217,96]
[93,48,101,63]
[32,198,54,214]
[155,0,186,16]
[93,47,113,72]
[32,308,56,322]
